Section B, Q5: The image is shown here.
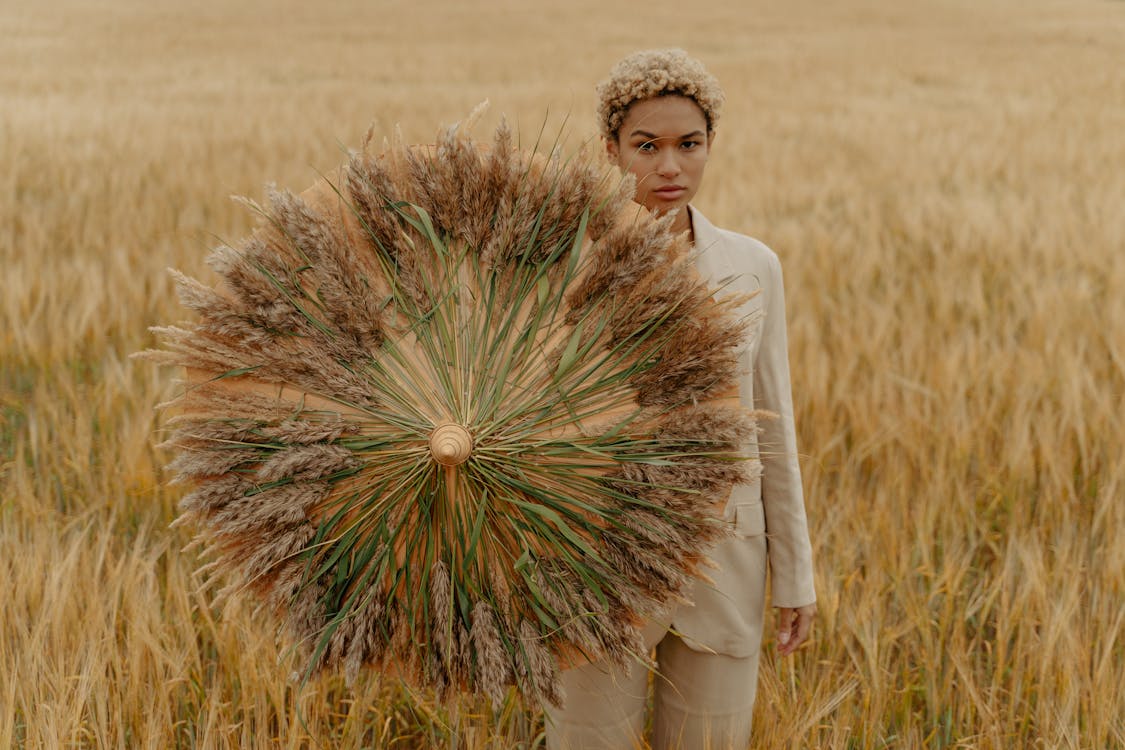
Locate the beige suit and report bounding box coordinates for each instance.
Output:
[675,206,817,650]
[544,207,816,749]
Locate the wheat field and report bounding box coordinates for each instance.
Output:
[2,0,1124,747]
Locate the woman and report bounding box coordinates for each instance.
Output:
[544,49,817,749]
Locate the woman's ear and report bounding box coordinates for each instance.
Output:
[604,136,621,165]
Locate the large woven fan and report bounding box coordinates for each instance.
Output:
[144,119,757,708]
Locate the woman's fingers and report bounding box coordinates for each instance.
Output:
[776,607,797,650]
[776,604,816,656]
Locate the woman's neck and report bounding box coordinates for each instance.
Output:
[672,205,694,243]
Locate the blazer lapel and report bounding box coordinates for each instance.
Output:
[689,205,738,293]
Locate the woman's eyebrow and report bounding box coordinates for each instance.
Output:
[628,129,706,140]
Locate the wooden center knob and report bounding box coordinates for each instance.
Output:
[429,423,473,466]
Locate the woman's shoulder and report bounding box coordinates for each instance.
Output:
[713,226,779,264]
[691,208,782,278]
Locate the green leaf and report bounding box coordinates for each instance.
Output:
[511,498,596,558]
[554,321,584,380]
[209,365,262,381]
[463,487,490,568]
[565,209,589,281]
[536,274,550,309]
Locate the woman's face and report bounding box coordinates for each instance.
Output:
[606,95,713,232]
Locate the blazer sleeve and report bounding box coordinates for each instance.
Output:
[754,250,817,608]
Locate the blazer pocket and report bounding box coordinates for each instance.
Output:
[733,500,766,539]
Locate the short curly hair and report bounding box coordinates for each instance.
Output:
[596,48,725,141]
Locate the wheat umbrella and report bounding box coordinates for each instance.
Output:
[141,118,758,708]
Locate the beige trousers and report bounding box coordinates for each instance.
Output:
[543,623,761,750]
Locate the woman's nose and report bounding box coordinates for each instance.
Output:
[655,151,680,178]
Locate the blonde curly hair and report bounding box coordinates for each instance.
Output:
[596,48,725,141]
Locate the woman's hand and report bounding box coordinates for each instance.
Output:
[776,603,817,656]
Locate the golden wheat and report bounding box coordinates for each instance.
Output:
[2,0,1123,747]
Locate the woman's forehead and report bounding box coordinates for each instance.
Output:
[620,95,709,137]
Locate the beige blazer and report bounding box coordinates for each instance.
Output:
[670,207,816,659]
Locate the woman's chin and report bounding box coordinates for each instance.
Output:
[642,197,689,217]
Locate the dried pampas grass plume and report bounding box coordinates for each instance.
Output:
[139,114,760,708]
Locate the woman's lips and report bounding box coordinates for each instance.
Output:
[651,185,687,201]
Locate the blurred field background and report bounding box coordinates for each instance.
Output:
[2,0,1124,747]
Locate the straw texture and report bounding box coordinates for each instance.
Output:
[142,120,759,708]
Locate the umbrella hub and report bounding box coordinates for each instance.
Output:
[429,423,473,466]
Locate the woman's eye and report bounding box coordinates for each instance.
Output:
[681,140,699,150]
[637,141,656,153]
